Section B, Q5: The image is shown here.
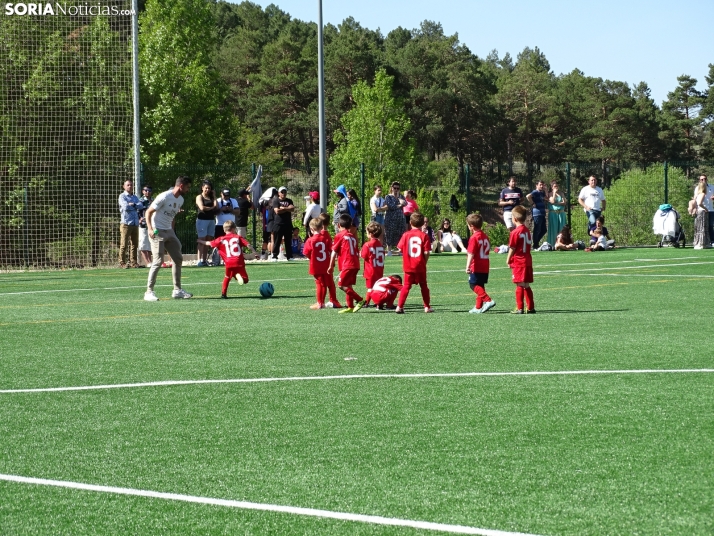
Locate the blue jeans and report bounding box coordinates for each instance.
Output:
[532,214,546,246]
[586,209,601,227]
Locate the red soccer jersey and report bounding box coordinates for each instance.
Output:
[303,232,332,275]
[371,276,403,296]
[332,229,360,271]
[360,238,385,281]
[398,228,431,273]
[508,224,533,266]
[209,233,250,268]
[467,229,491,274]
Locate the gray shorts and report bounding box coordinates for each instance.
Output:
[139,227,151,251]
[196,219,216,237]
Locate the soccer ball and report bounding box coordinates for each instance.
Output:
[259,282,274,298]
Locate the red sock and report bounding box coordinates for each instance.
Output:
[474,285,490,309]
[420,282,431,308]
[222,276,231,295]
[364,290,372,306]
[343,289,353,308]
[398,284,412,308]
[515,286,524,310]
[346,288,363,304]
[326,277,338,303]
[314,278,325,305]
[524,287,534,310]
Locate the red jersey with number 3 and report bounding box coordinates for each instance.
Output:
[303,232,332,275]
[332,229,360,270]
[209,233,250,268]
[360,238,385,281]
[508,224,533,267]
[467,229,490,273]
[398,228,430,273]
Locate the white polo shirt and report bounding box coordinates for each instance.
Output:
[150,190,184,230]
[578,185,605,211]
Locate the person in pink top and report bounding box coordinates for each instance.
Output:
[403,189,419,227]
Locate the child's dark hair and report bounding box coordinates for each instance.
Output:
[366,222,383,238]
[596,215,605,224]
[390,274,402,283]
[560,225,572,242]
[511,205,526,223]
[338,214,352,229]
[466,213,483,229]
[409,212,425,228]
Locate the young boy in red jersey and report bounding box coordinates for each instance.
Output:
[506,206,536,314]
[318,212,341,308]
[396,212,433,314]
[303,218,333,309]
[354,222,385,312]
[199,221,260,298]
[465,213,496,314]
[369,275,402,310]
[329,214,364,313]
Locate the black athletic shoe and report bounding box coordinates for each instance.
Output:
[221,294,228,299]
[526,309,536,314]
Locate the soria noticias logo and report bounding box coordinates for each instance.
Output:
[4,3,135,16]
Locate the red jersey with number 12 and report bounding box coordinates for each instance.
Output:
[467,229,490,273]
[332,229,360,270]
[360,238,385,281]
[303,232,332,275]
[398,228,430,273]
[508,224,533,267]
[209,233,250,268]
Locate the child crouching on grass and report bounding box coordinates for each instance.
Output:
[198,221,259,299]
[506,206,535,314]
[465,213,495,314]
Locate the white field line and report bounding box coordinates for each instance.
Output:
[1,369,712,395]
[535,261,714,275]
[567,273,714,278]
[0,475,537,536]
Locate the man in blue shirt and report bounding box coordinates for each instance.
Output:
[118,179,142,268]
[527,180,547,247]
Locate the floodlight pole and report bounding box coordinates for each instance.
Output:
[131,0,141,190]
[317,0,327,211]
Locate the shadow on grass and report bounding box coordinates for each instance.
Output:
[196,294,313,300]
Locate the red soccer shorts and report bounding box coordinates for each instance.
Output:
[226,265,249,283]
[371,290,397,307]
[404,271,427,287]
[510,263,533,284]
[365,276,380,290]
[338,268,359,287]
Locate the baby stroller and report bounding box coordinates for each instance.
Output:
[653,204,685,248]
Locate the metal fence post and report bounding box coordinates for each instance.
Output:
[360,163,365,243]
[251,162,257,249]
[566,162,571,228]
[663,161,668,204]
[23,183,29,269]
[465,164,470,215]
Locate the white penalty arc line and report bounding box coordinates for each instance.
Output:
[0,475,538,536]
[535,261,714,275]
[2,369,712,394]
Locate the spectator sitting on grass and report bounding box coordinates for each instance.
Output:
[291,227,305,257]
[588,216,615,250]
[554,225,577,251]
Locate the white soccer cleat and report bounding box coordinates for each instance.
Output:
[235,274,245,285]
[144,290,159,302]
[172,289,193,299]
[480,300,496,313]
[424,306,434,313]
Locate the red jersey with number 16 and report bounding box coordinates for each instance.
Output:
[467,229,490,274]
[303,232,332,275]
[209,233,250,268]
[332,229,360,270]
[398,228,431,273]
[360,238,385,281]
[508,224,533,267]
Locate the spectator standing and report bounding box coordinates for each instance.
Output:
[271,186,295,261]
[499,176,523,230]
[259,187,278,260]
[347,188,362,231]
[403,189,419,227]
[693,181,712,249]
[303,191,322,237]
[214,188,239,239]
[578,175,606,227]
[195,180,217,266]
[547,181,567,246]
[332,185,351,233]
[144,176,193,301]
[118,179,141,268]
[137,185,153,267]
[526,180,547,247]
[695,175,714,246]
[235,188,253,238]
[370,185,387,225]
[384,181,407,255]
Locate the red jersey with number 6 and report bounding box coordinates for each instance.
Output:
[332,229,360,270]
[303,232,332,275]
[397,228,430,273]
[508,224,533,267]
[209,233,250,268]
[467,229,490,273]
[360,238,385,281]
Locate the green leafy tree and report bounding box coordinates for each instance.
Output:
[659,75,704,161]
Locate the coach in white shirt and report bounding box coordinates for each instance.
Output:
[578,175,606,227]
[144,176,193,301]
[695,174,714,246]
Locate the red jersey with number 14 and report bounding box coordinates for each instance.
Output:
[332,229,360,270]
[303,232,332,275]
[398,228,431,273]
[467,229,490,273]
[508,224,533,267]
[360,238,385,281]
[209,233,250,268]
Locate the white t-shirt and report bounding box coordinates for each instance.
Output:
[215,197,238,226]
[578,185,605,211]
[150,190,184,230]
[303,202,322,226]
[694,184,714,212]
[370,195,385,215]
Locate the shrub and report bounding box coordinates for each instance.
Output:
[486,222,510,247]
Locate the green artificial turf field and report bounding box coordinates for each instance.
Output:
[1,249,712,535]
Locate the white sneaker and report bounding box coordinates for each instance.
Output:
[270,257,278,262]
[144,290,159,302]
[260,253,268,261]
[424,306,434,313]
[386,250,393,256]
[480,300,496,313]
[235,274,245,285]
[172,289,193,299]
